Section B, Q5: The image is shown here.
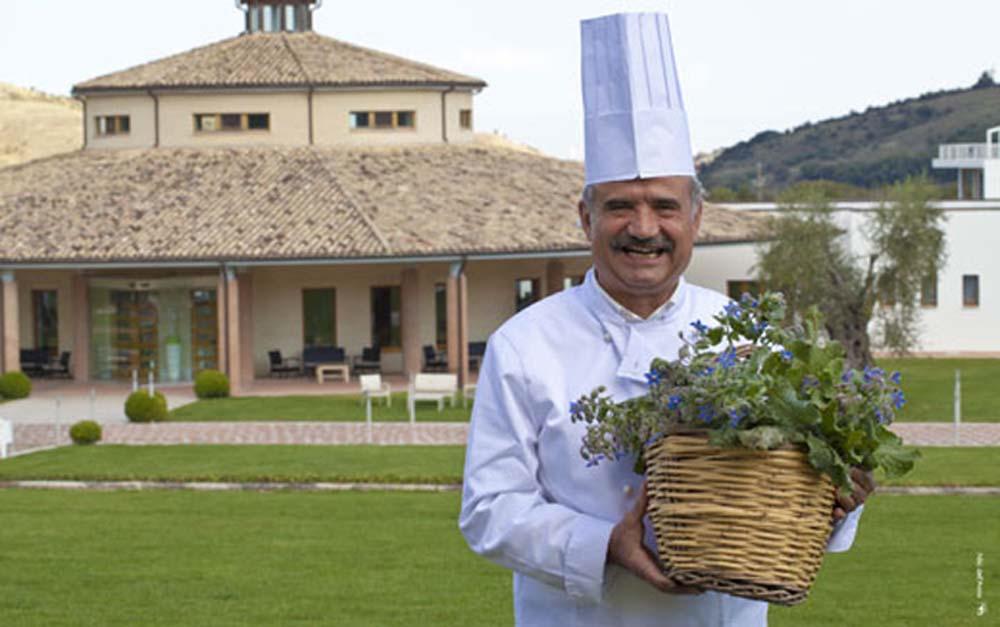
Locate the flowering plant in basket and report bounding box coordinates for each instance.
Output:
[569,292,919,495]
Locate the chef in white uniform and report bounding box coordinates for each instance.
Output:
[459,12,871,627]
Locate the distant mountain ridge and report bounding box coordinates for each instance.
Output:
[698,80,1000,195]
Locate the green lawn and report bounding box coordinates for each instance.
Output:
[0,445,467,484]
[169,393,472,422]
[0,445,995,487]
[0,491,993,626]
[880,358,1000,422]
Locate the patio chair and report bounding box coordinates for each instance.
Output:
[351,346,382,375]
[42,351,72,379]
[267,350,301,378]
[468,341,487,371]
[422,345,449,373]
[19,348,48,378]
[359,373,392,407]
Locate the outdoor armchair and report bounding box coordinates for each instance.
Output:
[267,350,301,378]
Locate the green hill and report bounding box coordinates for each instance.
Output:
[699,77,1000,198]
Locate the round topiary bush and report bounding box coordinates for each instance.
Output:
[69,420,102,445]
[0,371,32,399]
[124,390,167,423]
[194,369,230,399]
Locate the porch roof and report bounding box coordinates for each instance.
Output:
[0,144,765,264]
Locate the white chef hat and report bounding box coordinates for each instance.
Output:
[581,12,694,186]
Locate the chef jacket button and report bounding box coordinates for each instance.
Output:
[623,484,634,496]
[603,333,612,343]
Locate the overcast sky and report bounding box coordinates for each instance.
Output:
[3,1,999,159]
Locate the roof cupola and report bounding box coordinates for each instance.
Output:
[237,0,320,33]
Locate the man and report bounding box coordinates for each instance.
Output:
[459,12,871,626]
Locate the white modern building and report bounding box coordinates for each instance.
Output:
[932,125,1000,199]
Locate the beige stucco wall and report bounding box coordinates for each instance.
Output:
[84,94,156,149]
[158,92,310,147]
[15,270,76,354]
[313,89,475,146]
[445,90,475,144]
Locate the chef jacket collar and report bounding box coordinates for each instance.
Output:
[581,267,686,326]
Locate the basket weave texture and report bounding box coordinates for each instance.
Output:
[645,432,835,606]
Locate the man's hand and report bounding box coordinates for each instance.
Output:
[607,482,701,595]
[833,467,876,522]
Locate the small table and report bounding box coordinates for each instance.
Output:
[316,363,350,384]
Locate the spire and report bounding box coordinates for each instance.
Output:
[237,1,321,33]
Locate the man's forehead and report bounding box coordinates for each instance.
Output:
[594,176,691,202]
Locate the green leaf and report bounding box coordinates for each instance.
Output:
[806,433,852,492]
[736,426,787,450]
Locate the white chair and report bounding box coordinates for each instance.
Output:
[0,418,13,459]
[359,374,391,407]
[407,373,458,422]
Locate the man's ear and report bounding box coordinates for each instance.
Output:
[691,200,703,235]
[578,200,593,241]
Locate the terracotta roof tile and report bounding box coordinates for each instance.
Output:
[73,32,485,92]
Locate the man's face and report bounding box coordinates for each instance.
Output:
[578,176,702,307]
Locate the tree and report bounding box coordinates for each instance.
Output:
[755,178,946,369]
[973,70,995,89]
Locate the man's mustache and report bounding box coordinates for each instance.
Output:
[610,234,675,253]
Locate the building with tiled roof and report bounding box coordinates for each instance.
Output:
[0,0,764,391]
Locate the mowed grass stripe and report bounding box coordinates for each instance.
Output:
[167,393,473,422]
[881,358,1000,422]
[0,445,996,487]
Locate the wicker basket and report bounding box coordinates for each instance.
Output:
[645,431,835,605]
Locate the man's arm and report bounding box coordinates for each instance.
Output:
[458,332,617,603]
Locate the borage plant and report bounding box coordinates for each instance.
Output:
[570,292,919,495]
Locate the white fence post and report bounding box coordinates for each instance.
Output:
[953,369,962,446]
[0,418,12,458]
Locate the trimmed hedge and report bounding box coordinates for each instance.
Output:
[124,390,167,423]
[0,371,31,399]
[194,370,230,399]
[69,420,102,445]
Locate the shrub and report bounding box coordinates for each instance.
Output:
[124,390,168,423]
[194,369,230,399]
[69,420,102,445]
[0,371,32,399]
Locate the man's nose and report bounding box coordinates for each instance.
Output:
[626,205,659,239]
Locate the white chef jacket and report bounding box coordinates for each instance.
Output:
[459,268,864,627]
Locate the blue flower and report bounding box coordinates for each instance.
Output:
[644,370,662,387]
[740,292,758,307]
[644,434,663,448]
[569,401,581,417]
[698,405,715,423]
[841,371,853,384]
[780,350,794,362]
[801,375,819,390]
[691,320,709,335]
[716,347,737,369]
[727,407,747,428]
[875,409,887,424]
[755,321,769,334]
[667,395,682,410]
[863,366,885,384]
[892,390,906,410]
[700,366,716,377]
[890,371,902,385]
[724,302,742,318]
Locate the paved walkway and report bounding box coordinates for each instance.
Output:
[7,421,1000,455]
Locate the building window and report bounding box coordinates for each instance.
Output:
[963,275,980,307]
[371,286,402,348]
[515,278,540,312]
[32,290,58,358]
[435,282,447,347]
[727,280,761,301]
[460,109,472,130]
[563,276,584,290]
[303,289,336,348]
[194,113,270,133]
[95,115,130,136]
[920,274,938,307]
[349,111,416,130]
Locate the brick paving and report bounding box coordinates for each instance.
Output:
[9,421,1000,456]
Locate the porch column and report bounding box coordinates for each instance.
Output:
[400,267,421,377]
[0,271,19,373]
[224,268,243,394]
[216,270,228,376]
[71,273,90,381]
[238,271,255,385]
[957,169,964,200]
[446,271,460,377]
[458,272,470,389]
[545,260,566,296]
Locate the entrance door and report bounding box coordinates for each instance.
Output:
[111,290,159,380]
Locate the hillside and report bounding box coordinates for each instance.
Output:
[0,83,81,168]
[699,80,1000,195]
